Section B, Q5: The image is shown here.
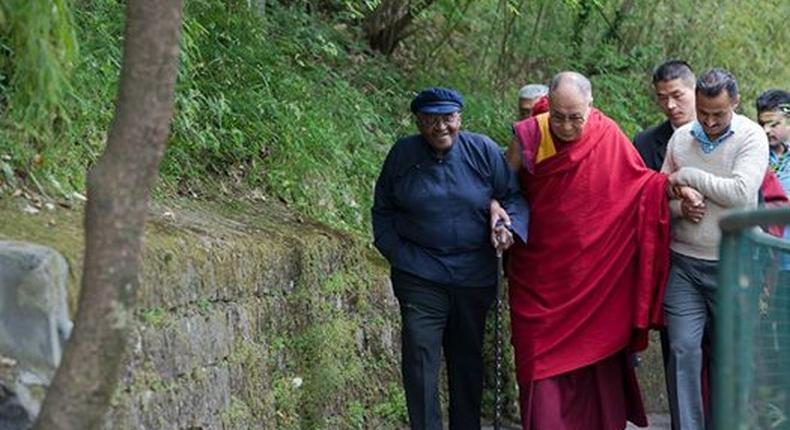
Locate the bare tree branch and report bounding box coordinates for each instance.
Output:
[364,0,437,55]
[421,0,475,67]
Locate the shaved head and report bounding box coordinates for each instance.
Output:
[547,71,593,141]
[549,71,593,103]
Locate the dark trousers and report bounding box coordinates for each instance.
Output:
[664,252,719,430]
[392,270,495,430]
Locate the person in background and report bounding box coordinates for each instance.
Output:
[755,87,790,234]
[756,87,790,422]
[755,89,790,272]
[517,84,549,120]
[632,59,697,430]
[372,87,528,430]
[755,89,790,237]
[634,60,697,171]
[757,89,790,193]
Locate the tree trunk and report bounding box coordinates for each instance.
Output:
[494,0,526,87]
[515,0,548,81]
[364,0,435,56]
[32,1,184,429]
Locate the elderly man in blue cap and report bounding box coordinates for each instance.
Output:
[372,87,528,430]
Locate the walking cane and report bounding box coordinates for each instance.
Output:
[493,224,506,430]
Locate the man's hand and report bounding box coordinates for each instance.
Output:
[677,186,705,223]
[676,185,703,205]
[490,200,514,254]
[668,170,685,186]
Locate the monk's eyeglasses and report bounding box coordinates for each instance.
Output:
[549,111,586,126]
[418,113,460,128]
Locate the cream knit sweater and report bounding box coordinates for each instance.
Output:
[661,114,768,261]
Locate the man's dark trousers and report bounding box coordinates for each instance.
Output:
[664,252,719,430]
[392,269,496,430]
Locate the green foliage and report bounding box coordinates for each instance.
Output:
[292,318,364,427]
[271,375,302,428]
[196,297,211,312]
[220,396,255,427]
[0,0,77,139]
[345,400,366,429]
[402,0,789,131]
[0,0,123,194]
[152,1,412,233]
[139,306,171,328]
[263,242,405,429]
[0,0,78,191]
[1,0,788,240]
[0,0,413,235]
[592,69,657,139]
[371,382,409,423]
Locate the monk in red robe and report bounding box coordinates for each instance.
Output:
[490,72,702,430]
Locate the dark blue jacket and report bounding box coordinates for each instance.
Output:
[372,131,529,287]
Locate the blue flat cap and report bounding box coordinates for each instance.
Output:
[410,87,464,114]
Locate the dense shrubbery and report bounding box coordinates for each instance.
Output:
[1,0,788,236]
[164,2,415,233]
[2,1,412,234]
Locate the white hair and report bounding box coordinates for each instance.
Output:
[518,84,549,100]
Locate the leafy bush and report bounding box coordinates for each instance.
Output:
[1,0,787,238]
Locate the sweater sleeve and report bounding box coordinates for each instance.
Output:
[671,128,769,208]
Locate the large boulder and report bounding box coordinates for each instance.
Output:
[0,241,72,427]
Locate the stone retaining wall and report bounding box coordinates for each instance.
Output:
[0,198,404,429]
[0,196,668,429]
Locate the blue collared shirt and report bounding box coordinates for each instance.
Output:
[769,143,790,194]
[690,121,735,154]
[768,143,790,272]
[372,131,529,287]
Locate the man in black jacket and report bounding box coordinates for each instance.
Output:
[632,60,696,430]
[634,60,696,170]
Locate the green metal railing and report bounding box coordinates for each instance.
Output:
[714,207,790,430]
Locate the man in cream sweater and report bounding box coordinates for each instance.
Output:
[661,68,768,430]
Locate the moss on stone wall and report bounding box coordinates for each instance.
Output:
[0,193,669,428]
[0,195,406,429]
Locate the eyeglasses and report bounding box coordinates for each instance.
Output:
[549,111,586,126]
[417,113,460,128]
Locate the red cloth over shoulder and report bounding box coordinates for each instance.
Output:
[761,170,789,237]
[507,109,671,383]
[531,95,550,116]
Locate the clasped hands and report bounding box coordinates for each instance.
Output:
[668,174,705,223]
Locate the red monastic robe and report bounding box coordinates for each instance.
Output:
[761,170,789,237]
[508,109,671,428]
